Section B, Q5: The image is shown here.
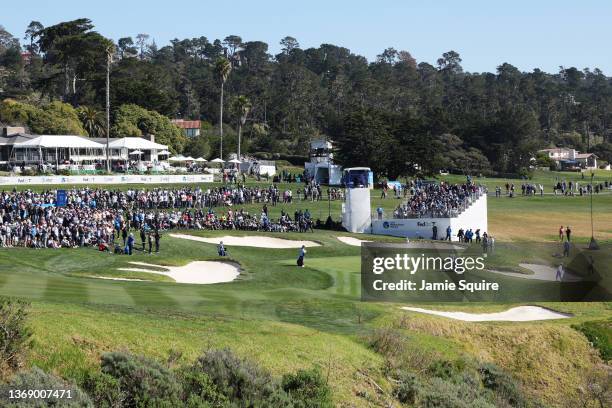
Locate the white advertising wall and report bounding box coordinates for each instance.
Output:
[0,174,214,186]
[342,188,372,233]
[371,195,488,240]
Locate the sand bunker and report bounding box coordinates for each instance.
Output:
[117,261,239,284]
[170,234,320,248]
[337,236,372,246]
[488,263,584,282]
[401,306,570,322]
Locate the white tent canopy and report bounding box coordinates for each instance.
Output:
[210,158,225,163]
[16,135,105,149]
[228,158,241,164]
[195,157,207,162]
[107,137,168,150]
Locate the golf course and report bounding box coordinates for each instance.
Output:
[0,170,610,407]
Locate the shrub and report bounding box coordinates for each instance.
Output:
[0,298,33,378]
[428,359,460,380]
[420,377,494,408]
[100,352,182,407]
[178,365,228,407]
[393,370,420,405]
[281,368,333,408]
[189,349,281,406]
[0,367,92,407]
[478,362,526,407]
[573,320,612,362]
[81,371,124,408]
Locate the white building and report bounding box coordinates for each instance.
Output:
[538,147,599,169]
[304,139,343,185]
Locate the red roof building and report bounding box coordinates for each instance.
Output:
[171,119,201,137]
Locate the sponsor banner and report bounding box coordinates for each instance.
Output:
[361,242,610,302]
[0,174,214,186]
[56,190,67,207]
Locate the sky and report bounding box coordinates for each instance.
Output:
[2,0,611,74]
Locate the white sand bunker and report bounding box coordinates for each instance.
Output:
[402,306,570,322]
[170,234,320,248]
[337,236,371,246]
[117,261,239,284]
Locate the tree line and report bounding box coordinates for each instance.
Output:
[1,18,611,177]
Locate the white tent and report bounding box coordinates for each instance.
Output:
[210,158,225,163]
[195,157,207,162]
[107,137,168,162]
[13,135,106,165]
[168,155,186,162]
[17,135,105,149]
[158,150,171,155]
[107,137,168,150]
[184,156,195,161]
[228,158,241,164]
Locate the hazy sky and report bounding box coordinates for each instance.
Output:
[3,0,611,74]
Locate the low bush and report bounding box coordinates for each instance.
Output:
[281,368,333,408]
[189,349,280,406]
[0,298,33,379]
[479,362,527,407]
[178,364,228,407]
[100,352,182,407]
[0,367,92,407]
[573,320,612,362]
[393,370,420,405]
[419,376,494,408]
[81,371,124,408]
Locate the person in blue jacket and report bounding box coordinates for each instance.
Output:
[126,233,135,255]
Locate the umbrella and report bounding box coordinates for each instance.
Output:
[168,155,186,162]
[210,158,225,163]
[228,158,241,164]
[184,156,195,161]
[129,150,143,155]
[195,157,207,162]
[158,150,170,155]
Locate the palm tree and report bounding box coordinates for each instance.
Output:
[215,57,232,159]
[78,106,104,138]
[231,95,252,159]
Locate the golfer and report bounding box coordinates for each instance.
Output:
[218,241,226,256]
[556,263,564,281]
[297,245,306,267]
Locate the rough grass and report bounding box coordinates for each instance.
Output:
[26,301,386,406]
[386,303,612,407]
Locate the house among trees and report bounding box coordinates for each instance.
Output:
[538,147,599,170]
[171,119,201,138]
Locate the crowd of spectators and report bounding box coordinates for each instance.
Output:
[393,181,486,219]
[0,186,317,250]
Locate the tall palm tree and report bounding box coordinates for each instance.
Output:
[231,95,252,159]
[215,57,232,159]
[78,106,104,138]
[105,42,114,172]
